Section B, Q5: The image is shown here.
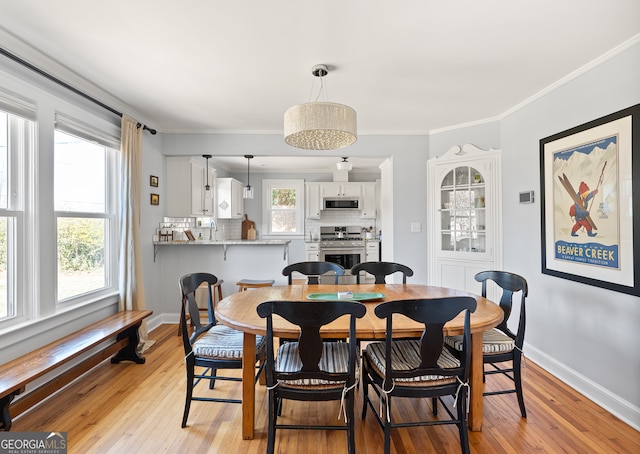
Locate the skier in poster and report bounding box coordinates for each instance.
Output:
[570,181,598,237]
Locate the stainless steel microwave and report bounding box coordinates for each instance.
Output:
[323,199,359,210]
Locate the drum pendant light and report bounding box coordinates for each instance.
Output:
[284,64,357,150]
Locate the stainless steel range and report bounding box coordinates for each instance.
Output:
[319,226,366,278]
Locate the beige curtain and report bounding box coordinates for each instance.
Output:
[119,115,154,352]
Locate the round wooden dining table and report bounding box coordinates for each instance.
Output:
[215,283,503,439]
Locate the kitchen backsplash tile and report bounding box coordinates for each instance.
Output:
[157,212,377,242]
[305,211,378,240]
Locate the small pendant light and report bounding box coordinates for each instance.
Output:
[243,155,254,199]
[336,157,352,171]
[202,154,212,194]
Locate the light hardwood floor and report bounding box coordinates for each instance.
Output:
[11,324,640,453]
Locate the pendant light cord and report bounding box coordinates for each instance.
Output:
[244,155,253,188]
[203,154,212,191]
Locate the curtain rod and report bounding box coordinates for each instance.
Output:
[0,46,157,135]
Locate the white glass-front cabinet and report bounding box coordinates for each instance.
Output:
[427,144,502,295]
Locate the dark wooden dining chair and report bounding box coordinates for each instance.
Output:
[176,279,223,335]
[179,272,265,428]
[256,300,366,454]
[445,270,528,418]
[350,261,414,284]
[282,261,345,284]
[362,297,477,454]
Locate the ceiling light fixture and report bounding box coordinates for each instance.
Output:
[202,154,212,193]
[284,64,357,150]
[336,157,352,171]
[243,155,254,199]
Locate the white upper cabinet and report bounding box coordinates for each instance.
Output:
[320,182,361,198]
[216,177,244,219]
[166,157,216,217]
[191,161,216,216]
[360,182,377,218]
[306,183,322,219]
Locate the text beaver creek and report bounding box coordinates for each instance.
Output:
[557,244,615,260]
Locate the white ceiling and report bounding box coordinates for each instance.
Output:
[1,1,639,172]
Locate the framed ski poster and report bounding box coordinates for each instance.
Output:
[540,104,640,296]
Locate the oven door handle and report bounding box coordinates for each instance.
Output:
[319,248,365,254]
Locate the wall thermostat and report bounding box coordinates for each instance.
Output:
[519,191,534,204]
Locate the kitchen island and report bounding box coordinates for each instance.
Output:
[149,238,295,312]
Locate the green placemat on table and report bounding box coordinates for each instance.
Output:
[306,292,385,302]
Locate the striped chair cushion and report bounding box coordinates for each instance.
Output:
[364,339,458,387]
[444,328,515,354]
[275,341,350,389]
[193,324,264,360]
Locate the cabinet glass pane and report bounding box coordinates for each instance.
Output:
[442,232,454,251]
[442,170,454,187]
[455,167,468,186]
[441,210,451,228]
[441,188,454,209]
[440,165,488,253]
[472,187,485,208]
[470,167,483,185]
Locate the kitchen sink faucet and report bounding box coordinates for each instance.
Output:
[210,220,217,240]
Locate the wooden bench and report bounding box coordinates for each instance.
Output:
[0,309,152,431]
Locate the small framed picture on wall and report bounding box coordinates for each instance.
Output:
[150,193,160,205]
[150,175,159,187]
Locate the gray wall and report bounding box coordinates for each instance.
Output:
[423,41,640,428]
[500,41,640,426]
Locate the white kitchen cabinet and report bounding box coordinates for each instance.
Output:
[427,144,502,297]
[305,183,322,219]
[355,241,380,282]
[306,242,319,261]
[365,241,379,261]
[166,157,216,217]
[217,177,244,219]
[361,182,377,218]
[320,182,361,198]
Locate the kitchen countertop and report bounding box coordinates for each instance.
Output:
[154,239,290,245]
[153,239,290,261]
[305,239,380,243]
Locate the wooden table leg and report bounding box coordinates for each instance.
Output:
[242,332,256,439]
[468,332,484,431]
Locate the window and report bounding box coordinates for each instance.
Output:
[0,81,120,336]
[0,107,32,322]
[262,179,304,237]
[54,125,117,302]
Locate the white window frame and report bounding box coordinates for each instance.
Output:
[261,179,305,239]
[0,108,31,326]
[54,116,119,305]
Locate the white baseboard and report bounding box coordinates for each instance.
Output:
[525,344,640,431]
[146,313,179,332]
